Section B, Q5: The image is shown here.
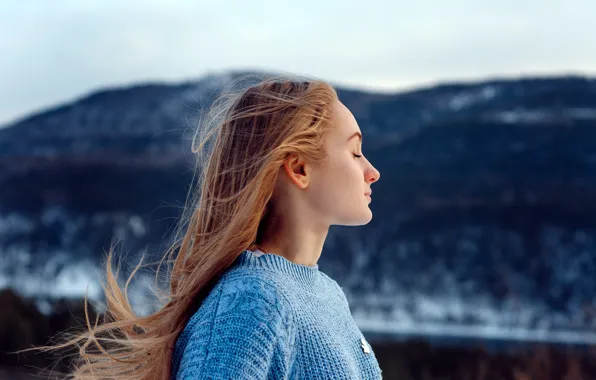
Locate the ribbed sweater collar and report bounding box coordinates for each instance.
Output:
[232,249,320,286]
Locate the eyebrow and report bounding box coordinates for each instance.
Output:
[347,131,362,142]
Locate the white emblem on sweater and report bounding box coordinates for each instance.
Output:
[360,337,370,354]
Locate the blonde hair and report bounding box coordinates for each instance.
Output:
[24,74,338,379]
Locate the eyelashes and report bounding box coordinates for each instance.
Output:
[353,154,362,158]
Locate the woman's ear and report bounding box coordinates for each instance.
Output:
[282,154,309,189]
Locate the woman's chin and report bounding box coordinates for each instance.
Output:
[354,209,373,225]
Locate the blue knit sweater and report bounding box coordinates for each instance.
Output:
[171,249,383,379]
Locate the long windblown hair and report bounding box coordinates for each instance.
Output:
[26,74,338,379]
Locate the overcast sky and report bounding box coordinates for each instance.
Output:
[1,0,594,126]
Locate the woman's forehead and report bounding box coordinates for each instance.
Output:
[331,100,361,140]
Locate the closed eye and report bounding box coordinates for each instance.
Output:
[353,154,362,158]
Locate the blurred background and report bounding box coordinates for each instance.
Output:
[1,1,596,379]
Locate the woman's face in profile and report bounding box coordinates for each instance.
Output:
[307,99,380,226]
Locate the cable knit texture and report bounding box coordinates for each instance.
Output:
[171,249,383,379]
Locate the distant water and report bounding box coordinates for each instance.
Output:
[359,320,596,353]
[364,330,594,354]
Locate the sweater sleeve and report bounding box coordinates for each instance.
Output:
[174,274,295,380]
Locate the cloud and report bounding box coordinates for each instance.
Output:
[1,0,595,126]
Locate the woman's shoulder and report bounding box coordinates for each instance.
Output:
[217,269,295,316]
[187,269,295,328]
[172,269,300,378]
[177,270,294,332]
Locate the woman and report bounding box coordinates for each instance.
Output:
[35,75,382,379]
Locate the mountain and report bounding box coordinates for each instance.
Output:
[1,71,596,344]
